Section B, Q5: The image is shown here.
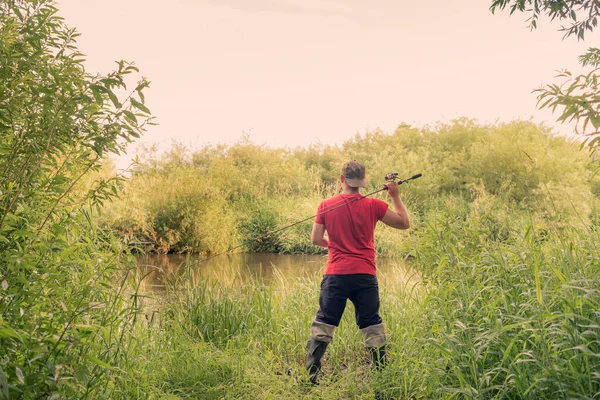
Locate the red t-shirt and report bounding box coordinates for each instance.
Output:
[315,194,389,275]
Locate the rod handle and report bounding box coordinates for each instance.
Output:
[398,173,423,184]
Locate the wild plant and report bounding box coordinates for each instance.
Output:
[0,1,151,397]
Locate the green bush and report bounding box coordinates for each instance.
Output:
[0,2,151,398]
[240,209,283,253]
[104,120,597,255]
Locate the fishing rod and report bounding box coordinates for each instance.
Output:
[194,172,422,264]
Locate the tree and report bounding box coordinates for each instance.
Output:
[490,0,600,39]
[490,0,600,164]
[0,0,152,397]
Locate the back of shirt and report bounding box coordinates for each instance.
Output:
[315,194,389,275]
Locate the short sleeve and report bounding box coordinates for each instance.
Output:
[372,198,389,221]
[314,201,326,225]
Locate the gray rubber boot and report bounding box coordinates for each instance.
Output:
[368,345,387,371]
[305,339,329,384]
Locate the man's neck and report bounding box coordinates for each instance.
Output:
[342,187,360,195]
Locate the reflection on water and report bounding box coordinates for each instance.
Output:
[135,253,415,294]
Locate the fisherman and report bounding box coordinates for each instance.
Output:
[305,160,410,384]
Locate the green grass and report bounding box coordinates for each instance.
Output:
[93,209,600,399]
[4,2,600,397]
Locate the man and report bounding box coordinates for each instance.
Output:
[305,160,410,384]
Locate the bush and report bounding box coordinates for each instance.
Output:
[0,2,151,397]
[104,120,596,255]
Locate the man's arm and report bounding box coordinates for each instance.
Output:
[381,181,410,230]
[311,223,329,247]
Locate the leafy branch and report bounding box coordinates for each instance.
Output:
[490,0,600,166]
[490,0,600,39]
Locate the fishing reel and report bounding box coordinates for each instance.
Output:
[385,172,399,182]
[384,172,422,187]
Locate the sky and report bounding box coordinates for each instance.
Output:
[55,0,592,168]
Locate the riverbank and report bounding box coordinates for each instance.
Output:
[4,3,600,397]
[101,120,600,257]
[87,120,600,398]
[103,216,600,399]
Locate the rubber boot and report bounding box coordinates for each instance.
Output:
[305,339,329,384]
[368,345,387,371]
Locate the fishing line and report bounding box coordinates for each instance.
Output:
[192,172,422,265]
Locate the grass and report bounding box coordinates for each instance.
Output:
[4,3,600,396]
[91,204,600,399]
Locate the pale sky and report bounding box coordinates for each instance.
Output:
[56,0,592,167]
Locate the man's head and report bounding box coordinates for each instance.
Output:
[341,160,367,188]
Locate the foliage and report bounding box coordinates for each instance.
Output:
[535,68,600,164]
[104,120,599,254]
[407,198,600,398]
[0,1,151,398]
[241,209,283,253]
[490,0,600,167]
[490,0,600,39]
[104,140,331,254]
[2,1,600,398]
[94,212,600,398]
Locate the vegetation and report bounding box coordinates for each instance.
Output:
[99,189,600,399]
[490,0,600,39]
[0,1,152,398]
[104,120,598,256]
[2,0,600,399]
[491,0,600,163]
[94,121,600,398]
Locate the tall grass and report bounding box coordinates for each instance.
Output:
[95,189,600,399]
[6,1,600,398]
[87,119,600,398]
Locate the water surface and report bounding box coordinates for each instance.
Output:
[135,253,415,294]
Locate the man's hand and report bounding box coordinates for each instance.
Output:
[385,181,400,198]
[381,181,410,229]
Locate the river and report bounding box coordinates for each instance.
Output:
[135,253,418,294]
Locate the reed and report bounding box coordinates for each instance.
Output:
[5,1,600,398]
[96,202,600,399]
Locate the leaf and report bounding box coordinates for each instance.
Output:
[60,245,80,258]
[53,175,68,185]
[130,98,150,114]
[75,365,90,384]
[85,355,112,369]
[107,91,121,108]
[15,367,24,385]
[590,113,600,130]
[0,326,23,342]
[123,110,137,124]
[0,367,8,398]
[1,280,7,290]
[13,6,24,21]
[588,136,600,148]
[89,85,104,104]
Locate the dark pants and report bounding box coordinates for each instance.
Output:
[315,274,382,329]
